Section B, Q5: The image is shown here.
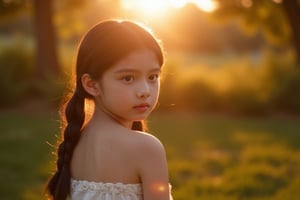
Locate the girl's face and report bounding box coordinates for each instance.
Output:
[97,50,161,125]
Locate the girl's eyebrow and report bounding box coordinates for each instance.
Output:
[114,68,137,73]
[114,67,161,74]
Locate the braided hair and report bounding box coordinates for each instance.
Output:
[46,20,164,200]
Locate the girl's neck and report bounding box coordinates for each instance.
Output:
[90,105,133,130]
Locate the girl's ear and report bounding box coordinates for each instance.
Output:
[81,73,101,97]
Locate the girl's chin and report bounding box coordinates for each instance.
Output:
[127,117,148,123]
[116,111,152,124]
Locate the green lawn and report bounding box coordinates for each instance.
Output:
[0,110,300,199]
[0,111,58,200]
[149,113,300,200]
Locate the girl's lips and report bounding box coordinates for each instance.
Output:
[133,103,150,112]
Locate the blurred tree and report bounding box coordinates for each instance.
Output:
[33,0,59,78]
[0,0,59,79]
[281,0,300,63]
[0,0,122,80]
[151,4,265,54]
[213,0,300,64]
[0,0,24,18]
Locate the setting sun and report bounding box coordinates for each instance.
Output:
[121,0,170,18]
[190,0,218,12]
[121,0,218,19]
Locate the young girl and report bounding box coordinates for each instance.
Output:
[46,20,172,200]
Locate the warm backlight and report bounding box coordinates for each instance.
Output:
[121,0,218,19]
[190,0,218,12]
[121,0,170,18]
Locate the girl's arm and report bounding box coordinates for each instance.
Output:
[137,134,171,200]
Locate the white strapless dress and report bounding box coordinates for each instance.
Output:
[69,179,172,200]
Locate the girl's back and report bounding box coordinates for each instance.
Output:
[70,118,170,200]
[71,120,143,184]
[70,120,145,200]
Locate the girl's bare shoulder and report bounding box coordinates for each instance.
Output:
[136,131,164,147]
[127,130,166,159]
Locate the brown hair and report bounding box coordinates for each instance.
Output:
[46,20,164,200]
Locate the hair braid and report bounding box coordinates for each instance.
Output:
[47,88,85,200]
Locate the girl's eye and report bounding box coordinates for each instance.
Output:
[149,74,159,81]
[122,75,134,83]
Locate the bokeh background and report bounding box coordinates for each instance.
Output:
[0,0,300,199]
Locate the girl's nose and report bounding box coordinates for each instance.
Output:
[136,82,150,98]
[137,91,150,98]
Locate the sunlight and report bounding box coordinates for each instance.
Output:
[121,0,170,17]
[121,0,218,19]
[190,0,218,12]
[169,0,218,12]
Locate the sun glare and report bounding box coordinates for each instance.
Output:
[121,0,170,17]
[121,0,218,19]
[190,0,218,12]
[169,0,218,12]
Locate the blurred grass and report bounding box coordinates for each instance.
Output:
[0,110,300,199]
[148,112,300,200]
[0,111,58,200]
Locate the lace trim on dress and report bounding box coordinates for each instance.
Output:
[71,179,142,195]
